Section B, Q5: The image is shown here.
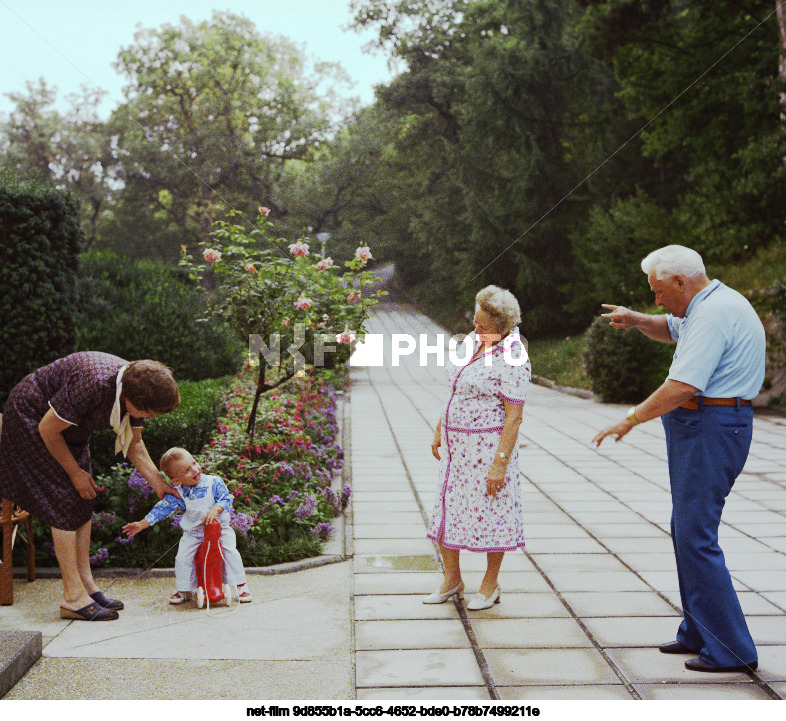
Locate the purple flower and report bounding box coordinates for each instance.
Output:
[114,535,133,546]
[311,522,332,538]
[278,462,295,476]
[286,490,299,501]
[229,509,254,535]
[92,511,117,532]
[295,495,317,519]
[170,514,183,529]
[89,547,109,567]
[268,495,285,505]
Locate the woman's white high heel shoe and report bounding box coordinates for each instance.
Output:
[467,585,501,610]
[422,582,464,604]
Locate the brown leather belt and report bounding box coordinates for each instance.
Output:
[680,396,751,410]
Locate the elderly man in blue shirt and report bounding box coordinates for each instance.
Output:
[593,244,764,674]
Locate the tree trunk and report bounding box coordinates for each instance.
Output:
[779,1,786,119]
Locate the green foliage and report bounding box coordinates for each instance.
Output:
[583,315,674,403]
[0,81,115,250]
[106,10,352,259]
[89,376,232,477]
[569,190,683,321]
[527,335,591,390]
[579,0,786,262]
[75,251,243,382]
[181,211,383,434]
[27,366,347,569]
[0,173,82,407]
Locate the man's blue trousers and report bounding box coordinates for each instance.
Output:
[662,404,757,667]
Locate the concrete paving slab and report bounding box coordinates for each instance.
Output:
[543,571,652,593]
[353,539,437,555]
[579,616,680,648]
[521,525,593,539]
[484,648,622,686]
[356,620,471,650]
[470,617,592,649]
[605,647,754,683]
[754,646,786,681]
[497,685,632,700]
[355,595,462,621]
[353,524,427,539]
[357,686,490,700]
[354,555,441,574]
[525,538,607,554]
[633,682,770,700]
[560,592,679,618]
[356,649,485,688]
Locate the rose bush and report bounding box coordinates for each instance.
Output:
[181,210,383,436]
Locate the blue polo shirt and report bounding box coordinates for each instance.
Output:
[665,280,765,400]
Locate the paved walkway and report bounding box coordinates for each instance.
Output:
[349,302,786,700]
[2,300,786,701]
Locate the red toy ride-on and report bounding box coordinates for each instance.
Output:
[194,518,232,608]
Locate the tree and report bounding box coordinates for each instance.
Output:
[182,211,383,436]
[349,0,619,334]
[578,0,786,262]
[0,80,118,249]
[108,11,352,259]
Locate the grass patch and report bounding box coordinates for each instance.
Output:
[526,335,591,390]
[707,243,786,295]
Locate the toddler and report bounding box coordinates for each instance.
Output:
[123,447,252,604]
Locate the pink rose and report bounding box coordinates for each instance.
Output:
[294,296,313,310]
[203,248,222,263]
[315,257,334,271]
[354,246,373,264]
[347,291,361,303]
[244,262,258,274]
[258,206,271,216]
[282,318,290,327]
[337,324,355,345]
[288,240,310,257]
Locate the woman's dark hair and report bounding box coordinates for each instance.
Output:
[122,360,180,413]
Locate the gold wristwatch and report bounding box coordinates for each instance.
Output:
[627,406,641,425]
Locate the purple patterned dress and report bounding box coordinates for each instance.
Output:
[427,330,530,552]
[0,352,142,530]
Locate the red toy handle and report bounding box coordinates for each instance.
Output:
[195,518,225,604]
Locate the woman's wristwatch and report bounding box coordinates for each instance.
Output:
[627,406,641,425]
[496,451,508,460]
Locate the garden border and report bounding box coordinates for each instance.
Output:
[11,394,352,580]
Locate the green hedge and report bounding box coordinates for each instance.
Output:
[90,376,232,476]
[583,315,675,403]
[0,174,82,406]
[75,251,243,382]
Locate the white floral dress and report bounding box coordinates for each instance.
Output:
[427,329,530,552]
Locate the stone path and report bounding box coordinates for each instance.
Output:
[348,302,786,700]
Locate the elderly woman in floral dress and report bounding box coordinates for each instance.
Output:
[424,286,530,610]
[0,352,180,620]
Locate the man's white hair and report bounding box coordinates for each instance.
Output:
[641,245,707,281]
[475,285,521,336]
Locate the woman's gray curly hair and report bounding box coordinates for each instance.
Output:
[475,285,521,336]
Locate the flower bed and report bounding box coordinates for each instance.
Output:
[32,364,350,569]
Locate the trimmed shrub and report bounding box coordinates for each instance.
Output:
[89,376,232,476]
[583,315,675,403]
[75,251,243,382]
[0,174,81,406]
